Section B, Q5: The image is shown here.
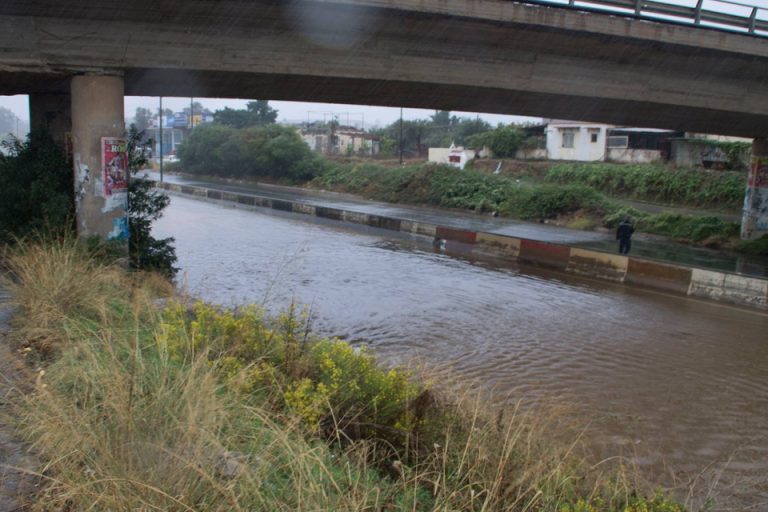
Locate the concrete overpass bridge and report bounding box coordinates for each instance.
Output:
[0,0,767,239]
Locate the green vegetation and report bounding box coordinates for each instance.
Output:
[314,162,743,246]
[127,126,178,277]
[0,128,177,276]
[0,131,74,244]
[737,235,768,256]
[213,100,278,128]
[467,124,526,158]
[316,162,610,218]
[544,163,745,211]
[3,239,686,511]
[373,110,493,157]
[177,123,326,182]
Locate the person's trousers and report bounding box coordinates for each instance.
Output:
[618,238,631,254]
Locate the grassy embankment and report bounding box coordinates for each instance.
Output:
[313,162,768,254]
[1,238,686,511]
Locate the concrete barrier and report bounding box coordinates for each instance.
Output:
[292,203,316,216]
[156,181,768,310]
[688,268,768,308]
[625,259,692,294]
[475,232,521,258]
[270,199,293,212]
[237,194,255,206]
[315,206,344,221]
[518,239,570,270]
[435,226,477,244]
[401,220,437,238]
[567,248,628,282]
[342,211,369,225]
[367,215,402,232]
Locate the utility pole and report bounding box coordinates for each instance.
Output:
[159,96,164,183]
[399,107,404,165]
[190,97,194,128]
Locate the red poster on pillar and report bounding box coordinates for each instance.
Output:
[101,137,128,196]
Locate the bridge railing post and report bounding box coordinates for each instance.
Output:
[694,0,703,25]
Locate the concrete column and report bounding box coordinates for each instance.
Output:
[70,75,128,241]
[741,137,768,240]
[29,92,71,149]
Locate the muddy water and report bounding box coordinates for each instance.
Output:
[155,195,768,509]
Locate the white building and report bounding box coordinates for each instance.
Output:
[545,120,609,162]
[428,144,487,169]
[544,120,681,164]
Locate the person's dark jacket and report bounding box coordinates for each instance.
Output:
[616,221,634,240]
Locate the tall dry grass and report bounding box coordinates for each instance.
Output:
[2,237,122,355]
[3,238,686,511]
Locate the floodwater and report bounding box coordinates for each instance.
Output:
[155,195,768,510]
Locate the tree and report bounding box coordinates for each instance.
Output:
[213,100,278,128]
[176,123,325,182]
[467,124,525,157]
[133,107,153,133]
[0,106,18,135]
[127,125,178,277]
[183,101,206,116]
[430,110,452,127]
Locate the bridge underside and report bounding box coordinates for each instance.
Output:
[6,68,767,139]
[1,0,768,137]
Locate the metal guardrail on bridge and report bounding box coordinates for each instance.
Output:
[518,0,768,36]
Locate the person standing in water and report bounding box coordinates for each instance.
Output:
[616,217,635,255]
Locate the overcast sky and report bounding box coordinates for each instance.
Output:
[0,94,540,130]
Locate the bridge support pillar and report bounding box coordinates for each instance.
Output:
[741,138,768,240]
[29,92,71,149]
[70,75,129,241]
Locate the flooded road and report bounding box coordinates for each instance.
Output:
[155,195,768,509]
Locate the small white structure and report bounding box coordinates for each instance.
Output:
[546,120,609,162]
[428,144,480,169]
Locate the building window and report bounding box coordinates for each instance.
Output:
[590,131,599,143]
[607,136,629,149]
[561,128,577,148]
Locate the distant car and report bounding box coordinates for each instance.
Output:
[163,155,179,163]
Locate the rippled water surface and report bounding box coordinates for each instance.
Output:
[155,195,768,509]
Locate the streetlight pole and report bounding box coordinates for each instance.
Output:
[399,107,404,165]
[159,96,164,183]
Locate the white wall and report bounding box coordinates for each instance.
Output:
[546,123,609,161]
[428,147,453,164]
[607,148,663,163]
[515,148,547,160]
[428,147,474,169]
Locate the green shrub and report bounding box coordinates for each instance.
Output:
[466,124,525,157]
[737,234,768,256]
[637,213,739,242]
[502,184,612,219]
[545,163,745,211]
[0,131,74,243]
[177,123,326,182]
